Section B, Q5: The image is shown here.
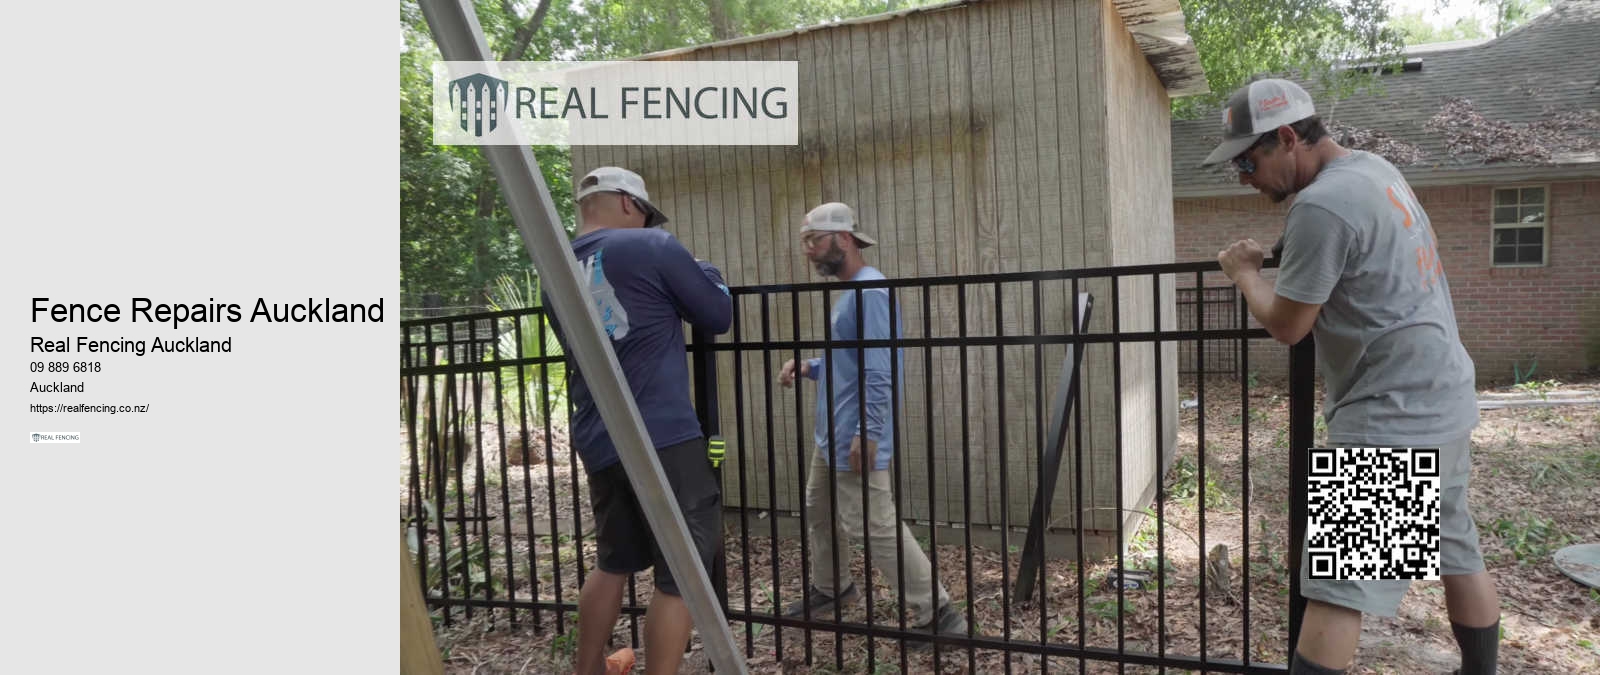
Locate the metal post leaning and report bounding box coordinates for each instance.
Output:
[1014,292,1094,603]
[414,3,748,672]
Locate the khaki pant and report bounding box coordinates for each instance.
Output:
[803,451,950,626]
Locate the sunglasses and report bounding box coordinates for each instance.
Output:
[580,190,648,214]
[801,231,839,248]
[1231,133,1276,175]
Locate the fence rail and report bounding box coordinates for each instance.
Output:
[399,259,1313,673]
[1177,285,1243,379]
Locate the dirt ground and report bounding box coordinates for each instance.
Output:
[403,375,1600,674]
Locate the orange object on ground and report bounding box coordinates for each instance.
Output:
[604,647,635,675]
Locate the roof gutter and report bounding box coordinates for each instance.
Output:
[1173,162,1600,199]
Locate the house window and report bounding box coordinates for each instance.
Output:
[1491,186,1547,266]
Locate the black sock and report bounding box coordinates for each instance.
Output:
[1451,620,1499,675]
[1290,650,1347,674]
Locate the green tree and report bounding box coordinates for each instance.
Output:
[401,0,578,306]
[406,0,1475,297]
[1389,10,1488,44]
[562,0,941,60]
[400,0,938,306]
[1478,0,1550,36]
[1176,0,1408,120]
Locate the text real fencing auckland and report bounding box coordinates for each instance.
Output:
[31,336,233,357]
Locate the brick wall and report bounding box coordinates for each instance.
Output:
[1173,180,1600,385]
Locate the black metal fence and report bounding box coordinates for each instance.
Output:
[400,259,1315,674]
[1177,285,1243,379]
[399,292,492,321]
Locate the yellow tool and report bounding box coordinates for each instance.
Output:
[707,436,726,468]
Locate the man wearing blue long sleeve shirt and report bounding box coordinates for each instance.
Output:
[777,202,965,639]
[548,167,732,675]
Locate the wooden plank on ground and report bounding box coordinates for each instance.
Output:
[401,536,445,675]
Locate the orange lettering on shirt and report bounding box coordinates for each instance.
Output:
[1416,245,1444,290]
[1387,186,1413,228]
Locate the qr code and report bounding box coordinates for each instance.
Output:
[1306,447,1441,581]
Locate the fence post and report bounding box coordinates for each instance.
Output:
[414,3,747,672]
[1286,335,1316,654]
[692,327,730,614]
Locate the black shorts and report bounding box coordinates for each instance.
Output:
[588,437,722,596]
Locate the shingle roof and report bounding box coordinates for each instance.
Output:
[1171,0,1600,197]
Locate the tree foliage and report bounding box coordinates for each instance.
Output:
[1477,0,1550,36]
[1389,10,1488,45]
[407,0,1521,300]
[401,0,579,305]
[400,0,936,305]
[1176,0,1408,120]
[1388,0,1548,45]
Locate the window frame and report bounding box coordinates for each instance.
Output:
[1489,183,1550,268]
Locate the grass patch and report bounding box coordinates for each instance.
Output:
[1167,454,1230,510]
[1523,449,1600,488]
[1488,510,1576,565]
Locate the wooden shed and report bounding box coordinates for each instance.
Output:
[574,0,1208,558]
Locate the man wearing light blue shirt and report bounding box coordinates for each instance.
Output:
[777,202,965,638]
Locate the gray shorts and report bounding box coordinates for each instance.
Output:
[1299,434,1485,617]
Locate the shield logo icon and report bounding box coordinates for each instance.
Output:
[448,73,510,137]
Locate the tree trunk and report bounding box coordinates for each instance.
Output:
[466,0,555,307]
[499,0,553,61]
[706,0,737,40]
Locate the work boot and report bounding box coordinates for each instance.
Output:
[781,583,859,620]
[911,602,969,649]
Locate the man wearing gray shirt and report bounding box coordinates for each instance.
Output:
[1204,79,1499,675]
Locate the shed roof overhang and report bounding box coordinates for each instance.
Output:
[624,0,1210,98]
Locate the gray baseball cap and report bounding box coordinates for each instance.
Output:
[1200,78,1318,167]
[575,166,669,228]
[801,202,877,247]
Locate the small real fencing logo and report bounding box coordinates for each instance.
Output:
[432,60,799,147]
[447,73,509,137]
[30,432,81,444]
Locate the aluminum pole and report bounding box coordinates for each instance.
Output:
[415,3,747,672]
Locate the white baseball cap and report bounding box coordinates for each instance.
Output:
[1200,78,1318,167]
[800,202,877,248]
[575,166,669,228]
